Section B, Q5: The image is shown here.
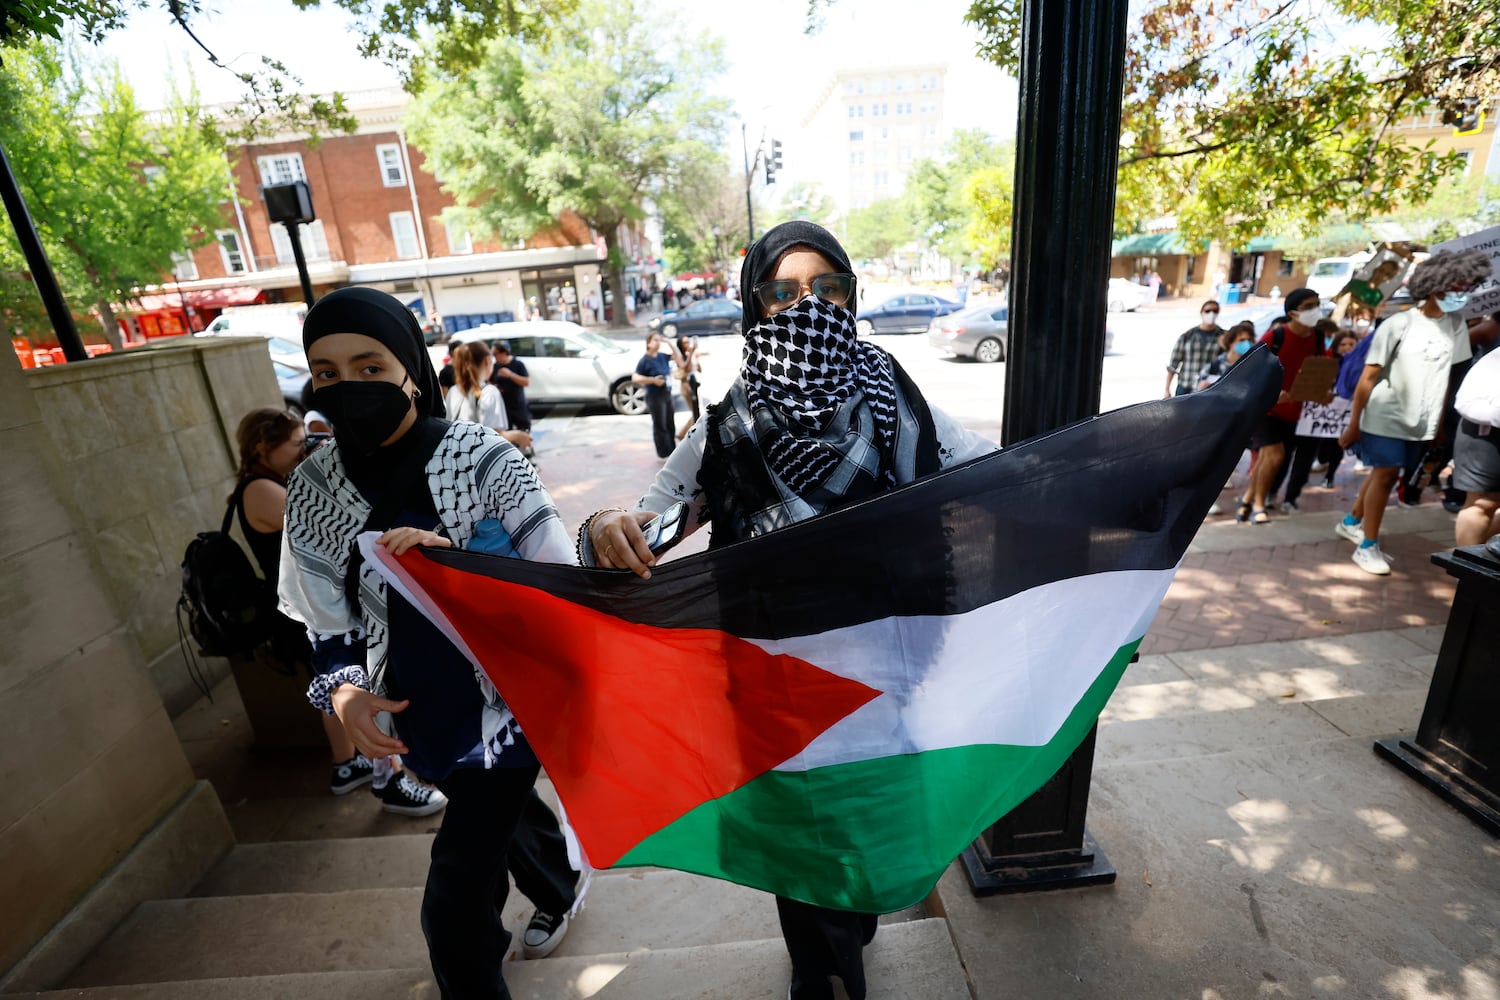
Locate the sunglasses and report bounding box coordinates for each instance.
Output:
[753,272,857,315]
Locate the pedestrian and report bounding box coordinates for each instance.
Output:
[675,334,701,440]
[1336,249,1492,574]
[1452,344,1500,547]
[279,286,580,998]
[581,221,996,1000]
[584,289,602,324]
[444,341,533,452]
[234,408,448,814]
[1195,322,1255,391]
[489,340,533,433]
[1274,318,1345,510]
[634,331,675,459]
[1165,300,1224,396]
[1240,289,1326,524]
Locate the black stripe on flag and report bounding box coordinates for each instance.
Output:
[424,349,1281,641]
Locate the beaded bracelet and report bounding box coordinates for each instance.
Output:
[576,506,630,565]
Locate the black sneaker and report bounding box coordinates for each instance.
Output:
[330,754,375,795]
[522,910,569,959]
[376,773,448,817]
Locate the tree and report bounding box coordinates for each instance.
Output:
[0,40,229,347]
[905,129,1014,265]
[960,165,1013,270]
[2,1,579,139]
[778,182,840,231]
[658,156,760,276]
[965,0,1500,247]
[843,198,916,265]
[407,0,729,328]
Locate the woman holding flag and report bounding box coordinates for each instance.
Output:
[277,287,580,1000]
[582,221,996,1000]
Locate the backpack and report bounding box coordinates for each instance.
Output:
[177,483,274,660]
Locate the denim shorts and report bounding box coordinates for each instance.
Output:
[1356,431,1426,470]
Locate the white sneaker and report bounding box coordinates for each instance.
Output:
[377,773,448,817]
[1334,519,1365,545]
[1352,543,1391,576]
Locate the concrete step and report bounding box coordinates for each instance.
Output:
[25,918,968,1000]
[192,834,434,896]
[63,870,792,988]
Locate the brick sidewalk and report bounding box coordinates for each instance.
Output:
[1141,529,1457,655]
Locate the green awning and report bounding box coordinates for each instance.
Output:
[1111,232,1200,256]
[1243,225,1372,254]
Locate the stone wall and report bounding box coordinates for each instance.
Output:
[25,338,285,713]
[0,336,279,976]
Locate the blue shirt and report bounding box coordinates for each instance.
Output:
[637,352,672,395]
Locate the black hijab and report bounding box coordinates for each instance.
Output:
[301,286,446,503]
[739,221,858,330]
[302,286,446,417]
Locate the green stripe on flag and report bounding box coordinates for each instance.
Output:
[617,638,1142,912]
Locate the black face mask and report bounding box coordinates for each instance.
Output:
[314,377,414,455]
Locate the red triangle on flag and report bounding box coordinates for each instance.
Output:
[393,549,881,867]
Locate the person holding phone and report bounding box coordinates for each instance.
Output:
[634,332,676,459]
[578,221,995,1000]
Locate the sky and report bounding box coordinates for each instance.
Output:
[92,0,1020,200]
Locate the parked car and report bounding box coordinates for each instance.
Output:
[1106,278,1151,312]
[1305,254,1375,303]
[201,303,306,340]
[273,360,311,414]
[648,298,742,337]
[928,304,1009,363]
[855,292,963,335]
[929,305,1113,361]
[449,320,647,415]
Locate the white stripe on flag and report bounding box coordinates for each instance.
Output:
[751,566,1177,771]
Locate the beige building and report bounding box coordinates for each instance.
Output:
[796,64,949,215]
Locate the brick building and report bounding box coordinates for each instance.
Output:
[128,88,660,338]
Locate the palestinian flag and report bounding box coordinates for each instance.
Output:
[367,349,1280,914]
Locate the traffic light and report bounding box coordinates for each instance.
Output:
[765,138,784,185]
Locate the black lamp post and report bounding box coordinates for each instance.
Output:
[961,0,1131,896]
[0,140,89,362]
[261,181,318,305]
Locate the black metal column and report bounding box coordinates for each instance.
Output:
[0,140,88,362]
[962,0,1129,895]
[286,222,317,306]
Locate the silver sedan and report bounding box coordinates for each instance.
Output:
[928,304,1009,363]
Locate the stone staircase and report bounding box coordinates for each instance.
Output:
[13,683,974,999]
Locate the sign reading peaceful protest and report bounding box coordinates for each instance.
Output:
[1433,225,1500,321]
[1296,397,1352,439]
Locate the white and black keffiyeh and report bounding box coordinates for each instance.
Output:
[741,296,901,493]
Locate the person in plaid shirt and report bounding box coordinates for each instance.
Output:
[1165,300,1225,396]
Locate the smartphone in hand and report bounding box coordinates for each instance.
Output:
[640,502,689,556]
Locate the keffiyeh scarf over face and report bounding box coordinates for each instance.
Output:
[741,295,901,493]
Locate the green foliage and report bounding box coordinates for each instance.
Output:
[960,165,1013,269]
[659,156,760,275]
[407,0,728,325]
[778,182,840,231]
[964,0,1499,247]
[0,39,228,344]
[905,129,1014,265]
[843,198,915,263]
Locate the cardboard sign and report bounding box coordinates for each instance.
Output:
[1296,396,1352,439]
[1288,356,1340,402]
[1433,225,1500,320]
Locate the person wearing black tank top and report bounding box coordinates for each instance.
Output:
[232,408,447,815]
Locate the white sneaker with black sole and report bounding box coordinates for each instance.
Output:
[522,910,569,959]
[377,773,448,817]
[330,754,375,795]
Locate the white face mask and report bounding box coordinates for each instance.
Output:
[1354,318,1371,331]
[1202,311,1219,324]
[1294,307,1321,327]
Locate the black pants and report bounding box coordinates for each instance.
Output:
[1275,434,1322,504]
[777,896,879,1000]
[423,765,543,1000]
[647,389,675,458]
[508,788,578,917]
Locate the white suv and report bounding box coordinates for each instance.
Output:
[451,321,647,415]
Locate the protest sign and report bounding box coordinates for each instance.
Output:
[1296,397,1352,439]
